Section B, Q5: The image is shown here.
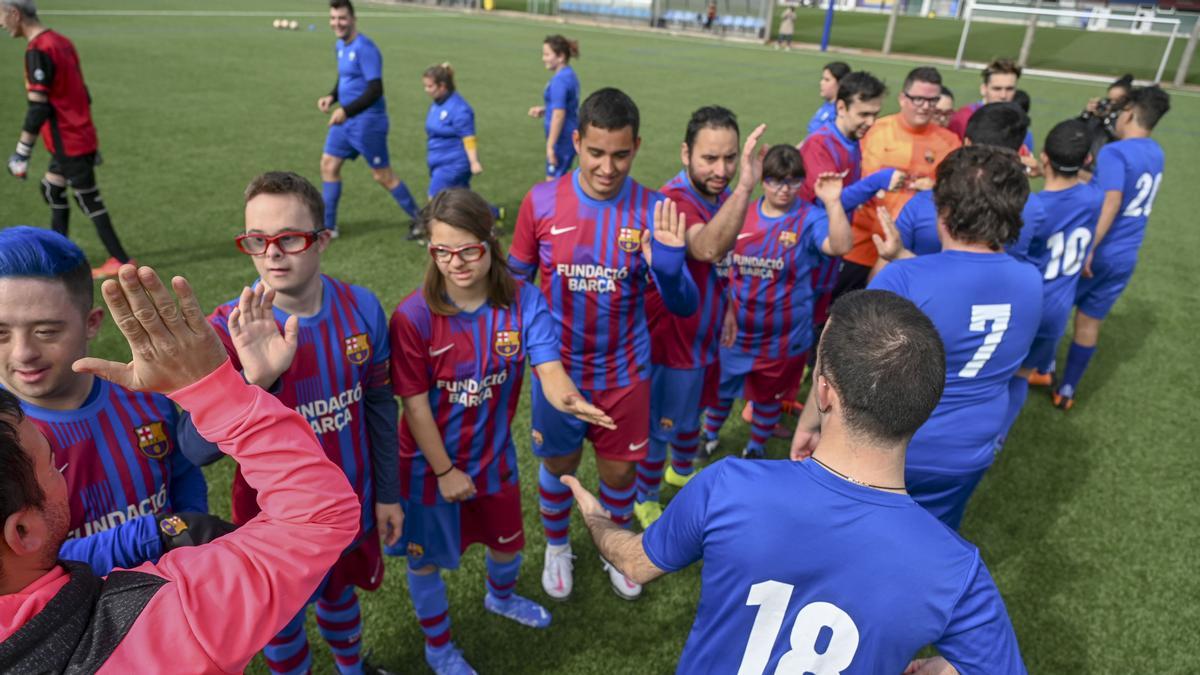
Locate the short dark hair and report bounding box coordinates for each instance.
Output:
[824,61,851,81]
[0,1,38,20]
[244,171,325,232]
[1044,119,1091,177]
[0,389,43,537]
[684,106,739,152]
[982,57,1021,83]
[836,71,886,107]
[1126,85,1170,130]
[934,145,1029,250]
[578,87,639,139]
[1108,73,1134,97]
[330,0,355,15]
[902,66,942,91]
[818,290,945,445]
[0,226,92,314]
[762,144,804,182]
[964,102,1028,151]
[940,85,954,101]
[1013,89,1030,114]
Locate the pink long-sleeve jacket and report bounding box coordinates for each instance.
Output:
[0,361,361,673]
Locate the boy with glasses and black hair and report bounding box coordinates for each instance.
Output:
[181,171,402,675]
[835,66,959,297]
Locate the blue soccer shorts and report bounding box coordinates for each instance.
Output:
[428,162,472,198]
[1074,255,1137,320]
[649,363,706,444]
[545,144,576,179]
[1022,295,1072,371]
[905,465,989,531]
[324,114,391,168]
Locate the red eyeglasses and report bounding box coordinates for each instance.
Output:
[429,241,489,263]
[235,229,327,256]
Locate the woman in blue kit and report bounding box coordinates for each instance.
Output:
[422,63,501,220]
[526,35,579,180]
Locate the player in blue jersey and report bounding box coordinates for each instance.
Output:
[527,35,580,180]
[421,63,503,221]
[998,120,1102,441]
[0,227,217,573]
[562,290,1026,674]
[862,146,1042,529]
[390,189,614,675]
[891,102,1045,261]
[1055,85,1169,410]
[807,61,850,134]
[316,0,422,239]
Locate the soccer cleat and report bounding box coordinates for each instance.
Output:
[1052,392,1075,411]
[484,592,552,629]
[700,436,719,459]
[541,543,575,600]
[407,223,428,241]
[425,644,478,675]
[92,257,134,280]
[327,228,340,239]
[362,650,398,675]
[663,465,698,488]
[634,500,663,529]
[1027,370,1053,387]
[601,558,642,600]
[741,447,765,460]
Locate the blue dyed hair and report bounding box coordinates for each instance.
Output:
[0,226,93,311]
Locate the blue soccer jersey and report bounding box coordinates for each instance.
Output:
[894,190,940,256]
[806,101,836,134]
[425,91,474,170]
[642,458,1026,674]
[335,33,386,116]
[1092,137,1165,263]
[543,66,579,151]
[870,252,1042,473]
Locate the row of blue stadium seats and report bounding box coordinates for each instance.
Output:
[660,9,766,30]
[560,2,654,18]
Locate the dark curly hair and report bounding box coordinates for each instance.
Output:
[933,146,1029,250]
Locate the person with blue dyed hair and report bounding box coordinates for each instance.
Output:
[0,227,225,576]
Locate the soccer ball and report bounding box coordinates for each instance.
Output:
[272,19,282,29]
[289,20,299,30]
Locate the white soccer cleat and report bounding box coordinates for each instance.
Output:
[700,436,720,459]
[541,543,575,600]
[602,558,642,601]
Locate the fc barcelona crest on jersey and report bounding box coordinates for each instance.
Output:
[778,231,798,248]
[618,227,642,253]
[345,333,371,365]
[495,330,521,357]
[924,149,936,164]
[136,422,171,460]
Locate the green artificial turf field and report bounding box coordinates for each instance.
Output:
[1,1,1198,672]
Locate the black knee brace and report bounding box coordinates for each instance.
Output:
[40,178,68,210]
[72,185,108,218]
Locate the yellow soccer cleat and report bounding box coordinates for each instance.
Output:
[634,500,664,529]
[664,465,699,488]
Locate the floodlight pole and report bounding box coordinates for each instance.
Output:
[882,0,902,54]
[821,0,836,51]
[954,0,974,69]
[1173,19,1198,87]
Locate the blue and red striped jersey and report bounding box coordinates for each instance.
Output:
[646,170,730,369]
[725,199,829,360]
[20,379,201,540]
[210,275,391,532]
[799,123,863,205]
[390,280,560,506]
[509,171,686,390]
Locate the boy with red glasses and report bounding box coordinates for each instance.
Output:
[180,171,401,675]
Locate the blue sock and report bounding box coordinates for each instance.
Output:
[490,203,501,220]
[538,464,573,547]
[1059,342,1096,398]
[316,586,363,675]
[263,609,311,675]
[407,567,452,651]
[389,181,420,220]
[999,376,1030,445]
[636,437,668,503]
[486,553,522,601]
[322,181,342,232]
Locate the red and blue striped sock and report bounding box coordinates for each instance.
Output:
[538,464,573,547]
[486,553,522,601]
[407,567,452,652]
[747,401,782,455]
[316,586,363,675]
[263,610,311,675]
[704,400,733,441]
[636,438,668,503]
[671,429,701,476]
[599,479,636,529]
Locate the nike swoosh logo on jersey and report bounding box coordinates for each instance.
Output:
[737,233,754,239]
[550,225,576,235]
[429,344,454,357]
[497,531,523,544]
[629,439,649,451]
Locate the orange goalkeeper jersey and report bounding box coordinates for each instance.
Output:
[845,115,961,266]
